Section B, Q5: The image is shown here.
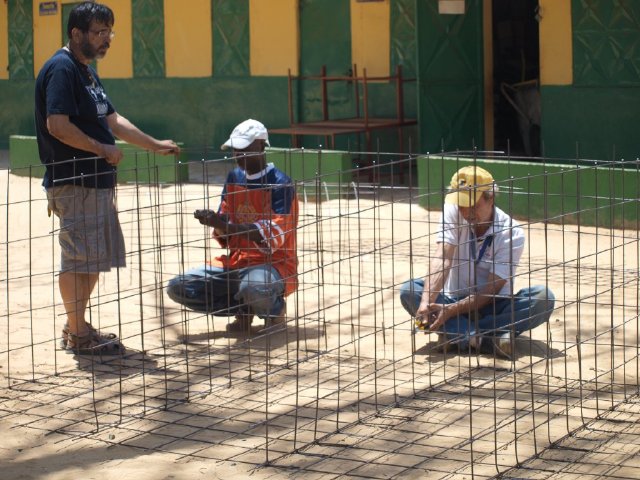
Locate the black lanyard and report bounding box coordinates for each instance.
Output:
[470,230,494,265]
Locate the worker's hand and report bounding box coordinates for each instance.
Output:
[102,144,123,166]
[415,302,438,332]
[154,139,180,155]
[194,209,226,230]
[425,302,453,331]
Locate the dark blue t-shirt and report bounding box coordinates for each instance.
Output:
[35,48,116,189]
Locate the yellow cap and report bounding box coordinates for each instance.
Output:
[444,165,495,207]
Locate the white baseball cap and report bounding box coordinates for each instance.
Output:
[221,119,270,150]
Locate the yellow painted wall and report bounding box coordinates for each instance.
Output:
[0,1,8,80]
[539,0,572,85]
[33,1,64,76]
[164,0,212,77]
[32,0,132,78]
[98,0,133,78]
[250,0,299,76]
[350,0,390,77]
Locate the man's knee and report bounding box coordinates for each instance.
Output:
[521,286,556,329]
[166,275,188,304]
[399,280,420,315]
[399,280,412,299]
[531,285,555,311]
[238,282,279,314]
[166,274,208,305]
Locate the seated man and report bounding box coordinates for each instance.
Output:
[168,119,298,333]
[399,165,555,359]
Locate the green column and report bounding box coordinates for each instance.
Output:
[212,0,250,76]
[391,0,417,79]
[133,0,166,78]
[417,0,484,153]
[8,0,33,80]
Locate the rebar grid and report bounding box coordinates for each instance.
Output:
[1,150,639,479]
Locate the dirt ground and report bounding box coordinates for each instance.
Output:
[1,170,639,479]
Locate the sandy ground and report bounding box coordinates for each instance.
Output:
[1,170,640,479]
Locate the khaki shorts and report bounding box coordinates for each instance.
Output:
[47,185,126,273]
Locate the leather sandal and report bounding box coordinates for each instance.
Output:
[60,323,117,349]
[65,332,126,356]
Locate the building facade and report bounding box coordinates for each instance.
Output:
[0,0,638,161]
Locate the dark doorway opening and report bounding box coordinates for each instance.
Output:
[492,0,540,157]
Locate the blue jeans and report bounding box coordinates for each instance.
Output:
[167,265,285,319]
[399,280,555,349]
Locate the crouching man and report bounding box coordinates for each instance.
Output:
[168,119,298,333]
[399,165,555,359]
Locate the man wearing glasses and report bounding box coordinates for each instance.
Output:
[399,165,555,360]
[167,119,298,334]
[35,2,179,355]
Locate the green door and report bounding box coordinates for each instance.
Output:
[417,0,484,154]
[297,0,356,148]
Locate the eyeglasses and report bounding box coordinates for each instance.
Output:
[89,29,115,39]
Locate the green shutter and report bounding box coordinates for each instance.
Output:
[133,0,166,78]
[8,0,33,80]
[298,0,352,126]
[417,0,484,153]
[212,0,249,76]
[573,0,640,86]
[391,0,417,79]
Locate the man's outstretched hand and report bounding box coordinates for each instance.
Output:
[194,209,226,229]
[194,210,260,242]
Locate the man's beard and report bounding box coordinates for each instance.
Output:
[80,38,106,61]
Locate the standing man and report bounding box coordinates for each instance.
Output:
[167,119,298,334]
[35,2,180,354]
[399,165,555,359]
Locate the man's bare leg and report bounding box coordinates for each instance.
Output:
[59,271,99,336]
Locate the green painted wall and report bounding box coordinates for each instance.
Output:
[8,0,33,80]
[417,156,640,229]
[295,0,353,151]
[391,0,417,79]
[391,0,418,154]
[572,0,640,87]
[212,0,249,76]
[267,147,352,199]
[8,134,43,178]
[0,76,291,156]
[9,135,189,183]
[0,80,34,148]
[541,86,640,162]
[0,0,416,155]
[0,74,418,156]
[287,0,418,153]
[538,1,640,162]
[416,0,484,155]
[133,0,166,78]
[4,0,638,163]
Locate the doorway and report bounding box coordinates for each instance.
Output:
[492,0,540,157]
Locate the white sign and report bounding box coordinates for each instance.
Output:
[439,0,465,15]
